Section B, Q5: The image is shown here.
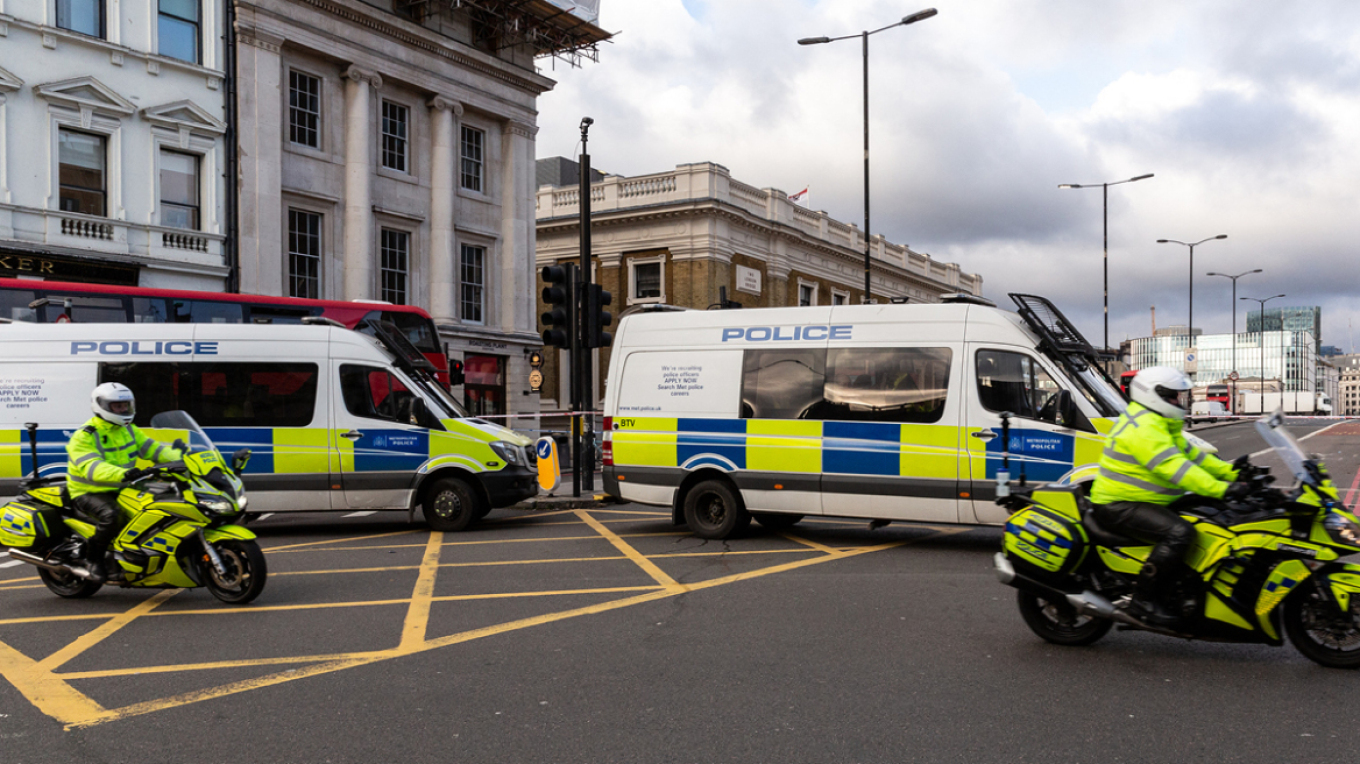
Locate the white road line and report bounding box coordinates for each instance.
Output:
[1249,419,1348,459]
[256,513,275,521]
[343,511,378,518]
[0,559,24,569]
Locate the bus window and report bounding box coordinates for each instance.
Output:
[172,300,243,324]
[43,294,128,323]
[0,287,37,321]
[247,305,319,324]
[132,297,171,323]
[377,310,440,353]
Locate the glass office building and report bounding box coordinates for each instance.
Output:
[1128,330,1318,391]
[1248,307,1321,352]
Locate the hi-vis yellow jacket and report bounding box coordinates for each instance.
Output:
[1089,402,1238,506]
[66,417,181,499]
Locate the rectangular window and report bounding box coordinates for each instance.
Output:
[463,354,505,417]
[159,150,199,230]
[340,364,418,423]
[975,350,1063,422]
[56,0,102,37]
[460,244,484,323]
[798,284,815,307]
[288,209,322,299]
[634,262,661,300]
[289,71,321,148]
[740,349,827,420]
[99,362,319,427]
[380,101,408,172]
[170,299,243,323]
[58,129,107,217]
[832,292,848,306]
[460,125,483,192]
[380,229,409,305]
[740,347,952,424]
[158,0,199,63]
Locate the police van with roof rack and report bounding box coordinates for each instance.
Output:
[0,319,537,531]
[601,293,1218,538]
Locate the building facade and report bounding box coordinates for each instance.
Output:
[234,0,605,418]
[1248,306,1321,352]
[534,160,984,410]
[0,0,230,292]
[1127,330,1319,394]
[1341,368,1360,417]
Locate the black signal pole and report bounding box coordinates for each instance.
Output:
[577,117,595,496]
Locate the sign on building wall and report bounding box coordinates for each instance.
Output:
[735,265,762,295]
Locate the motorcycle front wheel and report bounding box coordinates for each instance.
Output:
[204,539,268,605]
[1016,591,1113,646]
[1284,589,1360,669]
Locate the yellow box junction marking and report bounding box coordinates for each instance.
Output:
[0,513,966,730]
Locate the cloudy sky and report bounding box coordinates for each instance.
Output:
[537,0,1360,353]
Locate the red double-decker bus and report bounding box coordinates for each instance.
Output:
[1204,384,1230,406]
[1119,370,1138,398]
[0,278,451,387]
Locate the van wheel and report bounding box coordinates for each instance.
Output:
[753,512,803,532]
[423,478,482,532]
[683,480,750,539]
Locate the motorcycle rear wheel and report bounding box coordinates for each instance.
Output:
[204,539,268,605]
[1016,591,1112,646]
[1284,590,1360,669]
[39,567,103,599]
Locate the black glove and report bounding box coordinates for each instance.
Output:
[1223,481,1252,501]
[123,466,154,482]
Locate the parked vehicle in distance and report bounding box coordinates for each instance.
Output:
[1189,401,1229,425]
[1239,391,1333,416]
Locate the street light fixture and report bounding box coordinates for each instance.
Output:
[1156,235,1227,341]
[1242,293,1286,410]
[799,8,938,304]
[1058,173,1155,362]
[1207,268,1262,414]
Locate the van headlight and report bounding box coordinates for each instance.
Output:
[489,442,523,466]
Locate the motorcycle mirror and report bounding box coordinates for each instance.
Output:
[232,448,252,474]
[173,438,188,453]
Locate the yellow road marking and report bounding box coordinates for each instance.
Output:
[37,590,179,671]
[576,510,683,592]
[267,531,692,555]
[0,639,107,725]
[0,575,41,585]
[399,531,443,650]
[263,529,422,552]
[275,547,826,577]
[781,533,839,555]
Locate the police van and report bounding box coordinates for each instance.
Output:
[0,320,537,531]
[602,293,1216,538]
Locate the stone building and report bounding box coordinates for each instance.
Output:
[1340,368,1360,417]
[0,0,230,290]
[234,0,607,418]
[534,159,984,411]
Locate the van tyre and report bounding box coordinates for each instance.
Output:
[1283,586,1360,669]
[424,477,482,532]
[683,480,750,539]
[205,540,268,605]
[39,567,103,599]
[752,512,803,532]
[1016,591,1112,646]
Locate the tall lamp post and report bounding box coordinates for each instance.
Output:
[1207,268,1261,414]
[1242,293,1286,411]
[1058,173,1155,362]
[799,7,938,305]
[1156,235,1227,340]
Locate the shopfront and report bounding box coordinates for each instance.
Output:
[463,354,506,417]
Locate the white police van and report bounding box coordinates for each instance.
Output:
[601,293,1217,538]
[0,320,537,530]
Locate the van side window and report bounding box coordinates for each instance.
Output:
[740,349,826,419]
[814,347,952,424]
[975,350,1061,421]
[340,364,419,424]
[99,362,318,427]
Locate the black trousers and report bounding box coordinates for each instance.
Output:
[71,491,121,552]
[1092,500,1196,574]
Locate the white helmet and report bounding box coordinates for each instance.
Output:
[1129,366,1192,420]
[91,382,135,426]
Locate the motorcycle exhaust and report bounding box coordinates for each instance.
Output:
[5,549,96,579]
[993,552,1017,584]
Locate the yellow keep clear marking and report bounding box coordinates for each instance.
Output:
[0,512,958,730]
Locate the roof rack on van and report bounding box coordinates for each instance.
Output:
[1009,293,1122,387]
[301,316,346,328]
[360,318,438,374]
[940,293,996,307]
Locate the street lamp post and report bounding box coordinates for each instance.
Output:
[799,8,937,305]
[1207,268,1262,414]
[1058,173,1155,363]
[1242,293,1286,411]
[1156,235,1227,341]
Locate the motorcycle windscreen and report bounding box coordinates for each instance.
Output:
[1253,411,1311,486]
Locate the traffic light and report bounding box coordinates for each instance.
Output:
[541,264,575,349]
[448,358,464,386]
[585,283,612,348]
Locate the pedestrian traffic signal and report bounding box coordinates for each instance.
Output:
[585,283,612,348]
[541,264,575,349]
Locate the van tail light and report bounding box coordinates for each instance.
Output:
[602,416,612,431]
[601,417,614,466]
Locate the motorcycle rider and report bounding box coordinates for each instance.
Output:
[66,383,183,582]
[1090,366,1248,626]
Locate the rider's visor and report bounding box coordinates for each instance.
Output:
[107,400,132,414]
[1156,386,1191,411]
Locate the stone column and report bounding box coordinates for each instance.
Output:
[500,119,538,334]
[427,96,462,323]
[235,30,284,295]
[342,65,381,301]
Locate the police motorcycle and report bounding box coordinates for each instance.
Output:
[0,411,266,604]
[993,410,1360,669]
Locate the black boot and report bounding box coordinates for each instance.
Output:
[1128,563,1178,627]
[79,542,108,584]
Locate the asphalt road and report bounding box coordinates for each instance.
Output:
[1,419,1358,763]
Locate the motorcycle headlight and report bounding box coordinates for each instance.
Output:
[238,495,248,511]
[199,499,235,517]
[489,441,522,466]
[1323,510,1360,546]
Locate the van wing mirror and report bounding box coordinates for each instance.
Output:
[1040,389,1077,427]
[409,396,443,430]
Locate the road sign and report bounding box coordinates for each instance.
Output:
[535,437,560,493]
[1229,371,1239,381]
[529,351,543,368]
[529,369,543,392]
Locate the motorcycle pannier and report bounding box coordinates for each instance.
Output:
[1003,492,1090,580]
[0,501,64,552]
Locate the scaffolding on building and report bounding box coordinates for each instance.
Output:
[396,0,611,66]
